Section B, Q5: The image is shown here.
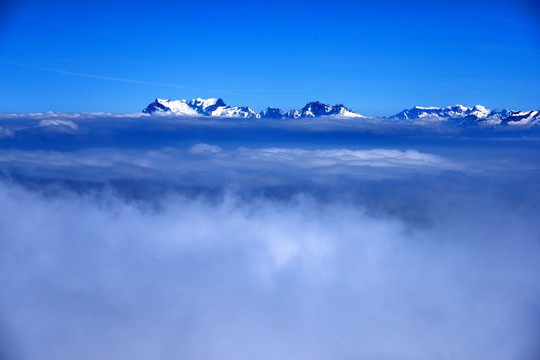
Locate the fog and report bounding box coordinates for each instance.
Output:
[0,114,539,359]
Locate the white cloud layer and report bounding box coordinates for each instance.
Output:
[1,113,539,360]
[0,180,539,360]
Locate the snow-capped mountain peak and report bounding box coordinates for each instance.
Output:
[143,98,258,118]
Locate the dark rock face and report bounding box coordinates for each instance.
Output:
[142,99,169,114]
[260,107,285,119]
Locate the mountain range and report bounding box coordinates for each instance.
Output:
[143,98,540,127]
[143,98,364,119]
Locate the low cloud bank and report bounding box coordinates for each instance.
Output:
[1,112,536,141]
[0,145,454,168]
[0,175,539,360]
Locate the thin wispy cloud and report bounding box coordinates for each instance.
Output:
[3,61,274,101]
[0,146,458,186]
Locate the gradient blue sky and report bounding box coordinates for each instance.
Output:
[0,0,539,115]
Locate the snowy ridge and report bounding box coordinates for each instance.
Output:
[389,105,540,127]
[143,98,364,119]
[285,101,365,119]
[391,105,489,120]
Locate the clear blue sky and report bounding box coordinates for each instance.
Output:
[0,0,539,115]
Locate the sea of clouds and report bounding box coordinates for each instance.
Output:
[1,114,539,360]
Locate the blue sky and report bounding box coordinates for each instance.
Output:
[0,0,539,115]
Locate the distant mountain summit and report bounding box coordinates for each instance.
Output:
[143,98,365,119]
[391,105,488,120]
[389,105,540,127]
[260,107,286,119]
